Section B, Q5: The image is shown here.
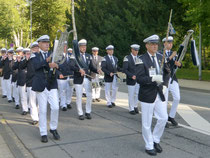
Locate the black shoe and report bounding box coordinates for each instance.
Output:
[165,122,170,128]
[92,99,95,102]
[82,93,86,97]
[22,111,27,115]
[96,98,100,102]
[145,149,157,156]
[15,105,20,109]
[12,97,15,102]
[134,107,139,114]
[154,142,162,153]
[111,102,116,107]
[107,105,112,108]
[41,135,48,143]
[85,113,92,119]
[32,121,38,125]
[8,100,12,103]
[79,115,85,120]
[50,129,60,140]
[67,104,72,109]
[62,107,67,111]
[129,110,136,115]
[168,117,178,126]
[2,95,6,98]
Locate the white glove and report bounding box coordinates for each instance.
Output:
[152,75,163,84]
[162,85,167,95]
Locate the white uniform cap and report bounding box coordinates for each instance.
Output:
[1,48,7,52]
[16,47,24,52]
[131,44,140,51]
[64,41,68,45]
[92,47,99,51]
[30,41,39,48]
[68,48,72,51]
[143,34,159,43]
[37,35,50,42]
[78,39,87,46]
[8,48,14,53]
[23,48,31,53]
[106,45,114,50]
[162,36,173,42]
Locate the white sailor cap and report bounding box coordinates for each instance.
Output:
[8,48,14,53]
[30,41,39,48]
[162,36,174,42]
[92,47,99,51]
[1,48,7,52]
[106,45,114,50]
[23,48,31,53]
[78,39,87,46]
[68,48,72,51]
[16,47,24,52]
[64,41,68,45]
[37,35,50,42]
[143,35,159,43]
[131,44,140,51]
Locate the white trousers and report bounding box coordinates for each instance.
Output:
[5,75,12,100]
[1,77,7,96]
[27,87,39,121]
[141,95,168,150]
[57,78,73,108]
[74,78,92,115]
[165,78,180,118]
[18,85,28,112]
[12,82,19,105]
[36,88,59,136]
[104,76,118,105]
[128,83,140,111]
[92,76,101,99]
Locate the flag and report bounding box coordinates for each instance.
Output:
[191,40,200,66]
[169,23,176,35]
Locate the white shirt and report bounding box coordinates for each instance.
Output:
[131,53,137,62]
[147,52,160,74]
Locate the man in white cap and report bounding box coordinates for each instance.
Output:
[13,47,28,115]
[32,35,61,143]
[30,41,39,53]
[101,45,121,108]
[91,47,103,102]
[1,48,14,102]
[73,39,99,120]
[136,35,170,156]
[0,48,7,98]
[162,36,182,127]
[57,41,74,111]
[67,48,73,55]
[123,44,140,115]
[20,48,39,125]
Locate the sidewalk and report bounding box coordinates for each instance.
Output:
[179,79,210,92]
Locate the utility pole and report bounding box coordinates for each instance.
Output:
[198,0,202,81]
[30,0,32,44]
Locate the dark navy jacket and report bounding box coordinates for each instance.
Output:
[123,54,138,86]
[101,55,122,82]
[32,51,60,92]
[19,55,36,87]
[136,52,170,103]
[0,56,4,77]
[1,58,13,79]
[12,59,27,86]
[73,53,98,84]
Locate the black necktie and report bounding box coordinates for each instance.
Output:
[44,53,47,60]
[110,56,114,66]
[81,54,86,65]
[152,56,158,74]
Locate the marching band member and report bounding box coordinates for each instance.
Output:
[162,36,182,127]
[20,47,39,125]
[30,41,39,53]
[0,48,7,98]
[13,47,28,115]
[73,39,99,120]
[58,42,74,111]
[11,52,20,109]
[32,35,61,143]
[67,48,73,55]
[91,47,103,102]
[1,48,14,102]
[101,45,121,108]
[136,35,170,156]
[123,44,140,115]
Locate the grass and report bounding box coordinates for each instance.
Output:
[176,68,210,81]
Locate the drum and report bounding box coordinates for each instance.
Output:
[68,78,74,86]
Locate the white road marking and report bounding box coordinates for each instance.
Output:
[115,90,210,136]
